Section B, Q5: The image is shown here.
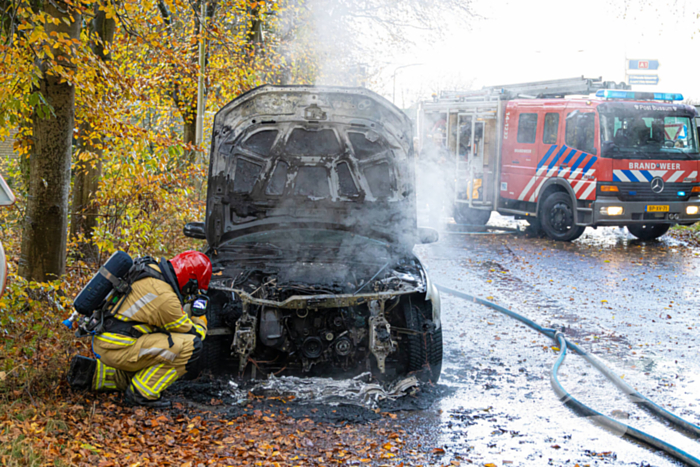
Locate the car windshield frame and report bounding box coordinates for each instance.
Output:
[599,109,700,160]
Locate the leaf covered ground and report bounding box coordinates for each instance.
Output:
[668,224,700,248]
[1,394,416,466]
[0,330,452,467]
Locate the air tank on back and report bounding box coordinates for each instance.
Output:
[73,251,133,316]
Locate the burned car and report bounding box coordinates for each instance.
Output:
[185,86,442,382]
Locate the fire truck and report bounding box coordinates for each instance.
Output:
[416,76,700,241]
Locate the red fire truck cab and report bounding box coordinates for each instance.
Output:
[417,78,700,241]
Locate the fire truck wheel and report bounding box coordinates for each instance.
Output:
[626,224,670,241]
[453,205,491,226]
[540,192,585,241]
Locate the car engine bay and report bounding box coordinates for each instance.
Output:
[203,239,438,380]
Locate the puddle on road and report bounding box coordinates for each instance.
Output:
[410,217,700,466]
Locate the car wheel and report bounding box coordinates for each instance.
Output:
[404,304,442,383]
[627,224,670,241]
[540,192,585,241]
[453,204,491,226]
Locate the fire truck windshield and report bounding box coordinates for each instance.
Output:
[599,111,699,160]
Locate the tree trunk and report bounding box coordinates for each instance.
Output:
[70,7,115,260]
[19,2,80,281]
[175,0,218,165]
[183,106,197,164]
[70,134,102,260]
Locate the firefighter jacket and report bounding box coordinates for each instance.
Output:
[94,264,207,350]
[91,265,207,399]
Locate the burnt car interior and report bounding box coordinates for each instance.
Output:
[185,86,442,382]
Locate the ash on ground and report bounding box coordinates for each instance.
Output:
[251,372,419,409]
[168,372,451,423]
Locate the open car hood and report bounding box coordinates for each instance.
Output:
[205,85,417,248]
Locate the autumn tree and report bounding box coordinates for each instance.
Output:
[2,0,455,282]
[0,0,83,281]
[70,2,116,257]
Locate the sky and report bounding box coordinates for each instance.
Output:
[374,0,700,107]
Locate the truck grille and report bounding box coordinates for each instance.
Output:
[601,182,694,202]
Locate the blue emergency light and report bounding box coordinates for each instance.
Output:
[595,90,684,101]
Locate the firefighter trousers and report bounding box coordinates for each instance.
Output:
[92,332,202,400]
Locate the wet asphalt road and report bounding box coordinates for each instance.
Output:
[410,214,700,466]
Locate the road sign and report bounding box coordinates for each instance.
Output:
[628,74,659,85]
[628,59,659,70]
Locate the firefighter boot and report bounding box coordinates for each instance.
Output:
[67,355,97,390]
[124,385,172,409]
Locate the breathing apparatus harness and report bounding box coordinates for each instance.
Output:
[68,256,207,354]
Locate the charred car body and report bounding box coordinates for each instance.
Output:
[185,86,442,382]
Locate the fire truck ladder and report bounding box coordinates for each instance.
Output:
[438,76,630,102]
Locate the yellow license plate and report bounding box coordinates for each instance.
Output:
[646,205,669,212]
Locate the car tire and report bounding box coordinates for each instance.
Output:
[627,224,670,241]
[404,304,442,383]
[539,192,585,241]
[453,204,491,226]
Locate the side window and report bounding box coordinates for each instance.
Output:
[517,113,538,144]
[543,113,559,144]
[565,112,596,154]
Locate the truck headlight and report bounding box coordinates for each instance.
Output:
[686,206,699,215]
[600,206,624,216]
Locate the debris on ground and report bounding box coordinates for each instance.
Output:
[252,372,420,409]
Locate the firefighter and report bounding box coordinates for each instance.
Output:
[69,251,212,408]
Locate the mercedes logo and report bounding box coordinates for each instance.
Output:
[650,177,665,194]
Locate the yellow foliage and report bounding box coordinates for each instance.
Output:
[0,0,319,368]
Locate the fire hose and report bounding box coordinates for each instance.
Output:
[436,284,700,467]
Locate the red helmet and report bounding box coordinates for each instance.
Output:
[170,251,212,292]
